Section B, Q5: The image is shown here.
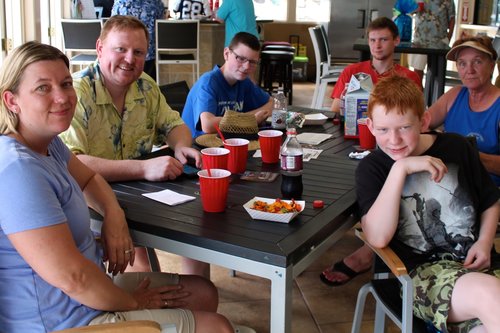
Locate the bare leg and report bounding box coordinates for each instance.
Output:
[448,272,500,332]
[178,275,219,312]
[321,244,373,284]
[180,257,210,279]
[193,311,234,333]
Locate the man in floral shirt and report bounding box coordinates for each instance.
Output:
[409,0,455,82]
[60,16,201,272]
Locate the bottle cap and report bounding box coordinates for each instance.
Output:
[313,200,324,209]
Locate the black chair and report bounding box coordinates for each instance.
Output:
[258,43,295,105]
[60,19,103,69]
[155,20,199,85]
[159,80,190,116]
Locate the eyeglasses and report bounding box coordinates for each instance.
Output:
[229,48,260,66]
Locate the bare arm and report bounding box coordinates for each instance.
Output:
[167,125,202,168]
[69,154,134,274]
[362,156,448,248]
[479,152,500,176]
[75,154,184,182]
[463,201,500,270]
[331,98,341,113]
[8,224,180,311]
[427,86,461,129]
[200,97,274,133]
[447,17,455,41]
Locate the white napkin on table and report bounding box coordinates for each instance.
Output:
[296,133,332,145]
[142,189,196,206]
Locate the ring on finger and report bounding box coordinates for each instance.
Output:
[124,249,134,254]
[164,300,169,307]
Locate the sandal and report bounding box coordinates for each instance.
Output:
[319,259,369,287]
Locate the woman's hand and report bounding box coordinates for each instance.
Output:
[100,208,135,275]
[133,277,191,309]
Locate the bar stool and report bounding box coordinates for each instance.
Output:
[259,44,295,105]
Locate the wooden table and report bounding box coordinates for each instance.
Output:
[96,107,359,333]
[353,38,450,106]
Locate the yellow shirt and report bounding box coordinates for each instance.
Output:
[60,63,184,160]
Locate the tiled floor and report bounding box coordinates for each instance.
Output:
[157,82,377,333]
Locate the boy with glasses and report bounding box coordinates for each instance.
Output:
[182,32,273,138]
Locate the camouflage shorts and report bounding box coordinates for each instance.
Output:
[410,258,500,333]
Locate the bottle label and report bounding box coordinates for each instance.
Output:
[272,109,287,129]
[281,154,303,172]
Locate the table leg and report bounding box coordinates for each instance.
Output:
[424,55,436,107]
[270,266,293,333]
[424,54,446,106]
[436,54,446,101]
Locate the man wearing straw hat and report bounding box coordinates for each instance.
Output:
[182,32,273,139]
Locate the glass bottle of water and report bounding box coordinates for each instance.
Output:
[272,88,287,129]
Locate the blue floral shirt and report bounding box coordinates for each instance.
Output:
[111,0,165,61]
[413,0,455,45]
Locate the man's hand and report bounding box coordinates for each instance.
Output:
[254,109,272,124]
[174,146,202,169]
[141,156,184,181]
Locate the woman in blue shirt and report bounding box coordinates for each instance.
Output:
[0,41,233,333]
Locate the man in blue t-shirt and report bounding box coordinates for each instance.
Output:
[182,32,272,138]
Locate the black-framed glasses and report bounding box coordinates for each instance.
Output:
[229,48,260,66]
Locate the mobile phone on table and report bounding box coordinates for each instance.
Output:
[183,164,200,178]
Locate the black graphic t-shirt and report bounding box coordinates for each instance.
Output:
[356,132,500,270]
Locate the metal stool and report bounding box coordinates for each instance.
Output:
[258,48,294,105]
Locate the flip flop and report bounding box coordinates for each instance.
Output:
[319,259,369,287]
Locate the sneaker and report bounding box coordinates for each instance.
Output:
[233,324,257,333]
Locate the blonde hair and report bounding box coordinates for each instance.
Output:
[0,41,69,135]
[367,75,425,119]
[100,15,149,43]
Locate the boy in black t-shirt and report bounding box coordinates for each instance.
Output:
[357,75,500,332]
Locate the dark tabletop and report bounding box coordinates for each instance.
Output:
[102,107,360,268]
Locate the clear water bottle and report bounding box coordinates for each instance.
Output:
[272,88,287,129]
[339,83,348,132]
[280,127,303,199]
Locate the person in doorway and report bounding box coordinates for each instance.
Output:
[93,0,113,17]
[60,16,201,273]
[182,32,272,139]
[215,0,259,47]
[111,0,165,81]
[0,40,234,333]
[321,17,422,287]
[409,0,455,83]
[172,0,212,19]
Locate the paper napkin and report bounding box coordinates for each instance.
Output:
[142,189,196,206]
[296,133,332,145]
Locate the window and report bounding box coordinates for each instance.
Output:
[253,0,287,21]
[296,0,329,22]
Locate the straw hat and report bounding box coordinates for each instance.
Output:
[195,111,261,150]
[446,40,495,61]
